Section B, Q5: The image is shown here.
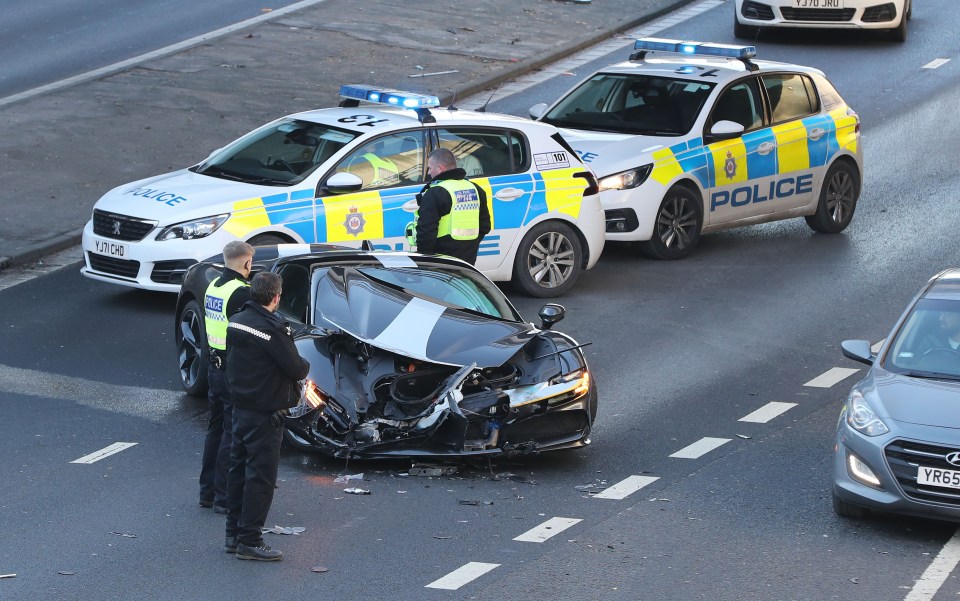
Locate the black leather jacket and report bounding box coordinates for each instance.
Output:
[225,301,310,413]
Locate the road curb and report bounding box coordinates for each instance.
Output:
[0,229,84,271]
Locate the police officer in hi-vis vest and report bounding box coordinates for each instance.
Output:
[199,240,254,512]
[407,147,490,264]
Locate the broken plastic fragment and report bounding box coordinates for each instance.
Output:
[344,488,370,495]
[409,464,458,477]
[311,566,329,573]
[262,525,305,535]
[458,499,480,506]
[736,434,752,439]
[58,571,75,576]
[0,574,16,579]
[109,531,137,538]
[334,473,364,484]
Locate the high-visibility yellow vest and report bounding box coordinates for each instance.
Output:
[363,153,399,187]
[204,278,249,350]
[407,179,482,247]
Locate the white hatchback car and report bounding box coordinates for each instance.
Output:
[530,39,863,260]
[734,0,911,42]
[82,85,605,297]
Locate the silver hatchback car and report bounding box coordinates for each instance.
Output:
[834,268,960,521]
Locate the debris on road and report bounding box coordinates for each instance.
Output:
[109,532,137,538]
[0,574,16,579]
[344,488,371,495]
[409,464,458,477]
[262,525,306,535]
[311,566,329,573]
[334,473,364,484]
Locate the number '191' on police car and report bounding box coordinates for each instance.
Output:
[530,38,863,260]
[82,85,605,297]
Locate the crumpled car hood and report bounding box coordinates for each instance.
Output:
[314,266,535,368]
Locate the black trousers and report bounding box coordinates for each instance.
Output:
[225,407,283,546]
[199,365,233,505]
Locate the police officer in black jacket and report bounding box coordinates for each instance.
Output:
[224,272,309,561]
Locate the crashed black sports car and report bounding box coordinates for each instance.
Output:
[175,245,596,458]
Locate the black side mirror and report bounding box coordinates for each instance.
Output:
[538,303,565,330]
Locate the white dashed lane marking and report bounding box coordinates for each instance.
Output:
[513,517,582,543]
[669,437,731,459]
[803,367,860,388]
[922,58,951,69]
[904,529,960,601]
[871,339,885,353]
[425,562,500,590]
[594,475,660,500]
[70,442,138,464]
[738,402,797,424]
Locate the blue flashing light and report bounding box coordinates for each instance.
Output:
[338,84,440,109]
[633,37,756,60]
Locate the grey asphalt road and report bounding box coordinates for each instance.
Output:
[2,1,960,600]
[0,0,308,98]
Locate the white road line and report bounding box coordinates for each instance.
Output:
[0,0,332,108]
[459,0,723,109]
[594,475,660,500]
[871,339,885,354]
[739,402,797,424]
[513,517,582,543]
[670,437,731,459]
[904,529,960,601]
[425,562,500,590]
[803,367,860,388]
[70,442,138,464]
[922,58,951,70]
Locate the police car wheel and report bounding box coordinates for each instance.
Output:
[643,185,702,260]
[248,233,288,246]
[805,161,859,234]
[733,13,758,40]
[176,299,209,397]
[832,491,868,519]
[513,221,583,298]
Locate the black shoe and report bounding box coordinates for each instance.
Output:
[236,542,282,561]
[199,499,214,508]
[213,504,228,514]
[224,536,238,554]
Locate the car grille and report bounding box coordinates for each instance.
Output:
[780,7,856,21]
[151,260,197,285]
[92,210,157,242]
[87,252,140,279]
[741,0,775,20]
[862,2,897,22]
[885,439,960,507]
[502,412,588,445]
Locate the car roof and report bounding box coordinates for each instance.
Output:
[593,55,826,84]
[288,105,540,133]
[923,269,960,300]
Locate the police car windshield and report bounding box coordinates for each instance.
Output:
[356,266,517,321]
[883,298,960,380]
[542,74,714,136]
[194,119,358,185]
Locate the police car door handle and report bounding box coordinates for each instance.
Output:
[808,127,826,141]
[402,199,419,213]
[494,187,524,201]
[757,141,776,156]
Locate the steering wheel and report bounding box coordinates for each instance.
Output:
[272,159,297,174]
[919,347,960,360]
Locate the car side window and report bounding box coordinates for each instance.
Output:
[436,128,525,177]
[710,78,763,133]
[276,263,310,323]
[333,131,426,190]
[762,73,817,125]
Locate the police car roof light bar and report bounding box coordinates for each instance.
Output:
[630,38,758,70]
[338,84,441,109]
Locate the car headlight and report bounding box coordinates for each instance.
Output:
[846,390,889,436]
[155,214,229,241]
[598,165,652,191]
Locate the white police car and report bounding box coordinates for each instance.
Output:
[82,85,605,297]
[735,0,911,42]
[529,39,863,259]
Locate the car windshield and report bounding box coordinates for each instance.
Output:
[356,265,517,320]
[883,298,960,379]
[193,118,358,185]
[542,73,714,136]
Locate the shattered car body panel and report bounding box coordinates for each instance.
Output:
[175,245,596,459]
